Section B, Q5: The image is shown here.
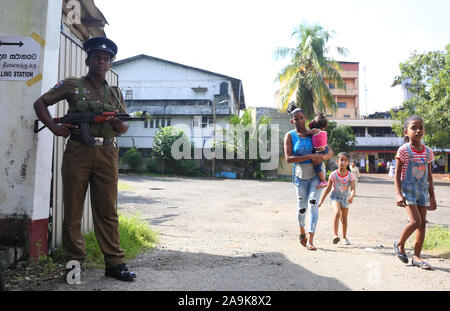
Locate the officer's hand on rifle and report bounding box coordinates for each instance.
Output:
[33,96,78,139]
[49,123,78,138]
[108,117,129,135]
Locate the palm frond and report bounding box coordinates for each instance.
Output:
[275,22,348,115]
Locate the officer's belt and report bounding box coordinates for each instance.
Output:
[70,134,114,146]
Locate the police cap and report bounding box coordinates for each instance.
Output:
[83,37,118,59]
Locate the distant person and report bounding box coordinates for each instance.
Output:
[284,105,334,250]
[393,115,437,270]
[388,160,395,177]
[350,160,361,185]
[319,152,356,246]
[308,113,329,188]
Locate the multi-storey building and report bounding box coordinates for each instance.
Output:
[324,61,359,119]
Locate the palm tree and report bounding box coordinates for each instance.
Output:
[274,23,348,119]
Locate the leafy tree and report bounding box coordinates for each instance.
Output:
[391,44,450,152]
[122,147,143,169]
[218,108,273,178]
[152,126,187,174]
[274,23,348,119]
[326,121,356,154]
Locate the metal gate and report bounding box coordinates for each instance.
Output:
[48,32,118,252]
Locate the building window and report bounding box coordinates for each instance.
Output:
[367,127,397,137]
[125,90,133,100]
[144,117,171,129]
[193,116,201,128]
[351,127,365,137]
[383,127,396,137]
[202,116,214,128]
[338,102,347,108]
[344,114,351,118]
[368,127,383,137]
[329,82,335,89]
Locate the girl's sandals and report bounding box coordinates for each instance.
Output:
[299,234,308,247]
[412,258,432,270]
[306,242,317,251]
[393,242,408,264]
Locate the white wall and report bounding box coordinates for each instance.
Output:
[118,115,229,149]
[114,56,238,149]
[114,57,235,107]
[0,0,62,219]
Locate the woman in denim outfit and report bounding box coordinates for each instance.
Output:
[393,115,437,270]
[284,105,334,250]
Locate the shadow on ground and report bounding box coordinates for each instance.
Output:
[32,249,350,291]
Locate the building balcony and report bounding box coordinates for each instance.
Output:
[339,70,358,78]
[355,136,403,148]
[330,88,358,96]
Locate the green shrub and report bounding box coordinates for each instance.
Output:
[176,159,202,176]
[144,157,158,172]
[122,147,143,169]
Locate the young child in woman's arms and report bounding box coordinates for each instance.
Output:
[307,113,329,188]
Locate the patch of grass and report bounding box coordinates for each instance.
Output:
[408,225,450,258]
[83,212,158,268]
[2,213,157,290]
[423,225,450,258]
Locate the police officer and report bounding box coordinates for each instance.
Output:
[34,37,136,281]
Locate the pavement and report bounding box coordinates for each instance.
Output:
[32,173,450,292]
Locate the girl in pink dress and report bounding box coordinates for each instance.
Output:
[318,152,356,245]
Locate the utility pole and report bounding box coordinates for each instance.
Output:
[212,98,216,177]
[212,99,228,177]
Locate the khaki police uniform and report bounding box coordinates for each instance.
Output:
[42,74,126,268]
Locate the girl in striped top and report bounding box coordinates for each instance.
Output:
[393,115,437,270]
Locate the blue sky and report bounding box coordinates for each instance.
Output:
[94,0,449,115]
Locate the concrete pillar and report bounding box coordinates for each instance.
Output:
[0,0,62,260]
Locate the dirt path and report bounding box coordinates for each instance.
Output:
[39,174,450,291]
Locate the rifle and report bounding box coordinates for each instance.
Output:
[34,110,148,145]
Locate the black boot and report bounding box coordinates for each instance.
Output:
[105,263,136,281]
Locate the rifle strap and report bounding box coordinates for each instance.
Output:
[78,77,84,99]
[105,83,109,105]
[111,86,127,112]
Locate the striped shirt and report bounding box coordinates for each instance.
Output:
[395,143,434,180]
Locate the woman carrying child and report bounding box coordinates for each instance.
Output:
[284,105,334,250]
